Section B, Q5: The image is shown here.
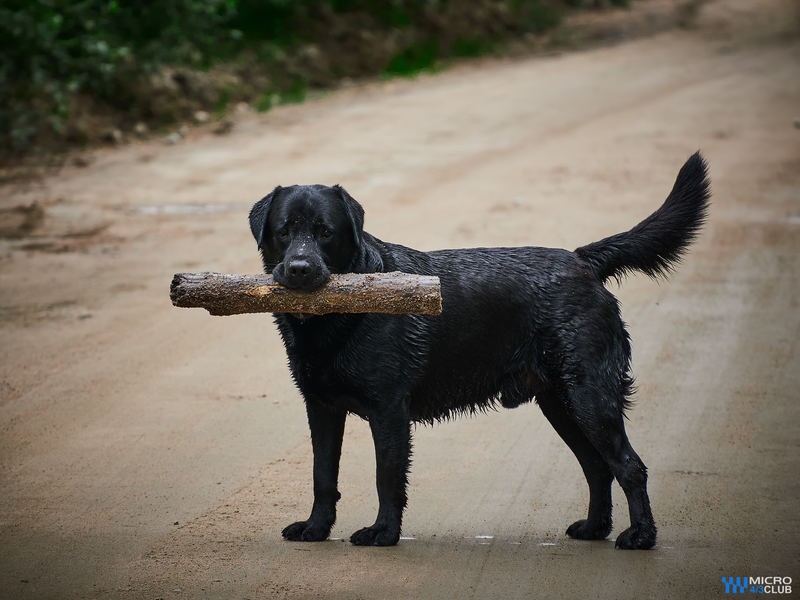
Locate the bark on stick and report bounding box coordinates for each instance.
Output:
[170,271,442,316]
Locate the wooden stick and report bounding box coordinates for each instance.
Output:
[170,271,442,316]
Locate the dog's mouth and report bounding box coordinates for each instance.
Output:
[272,262,330,293]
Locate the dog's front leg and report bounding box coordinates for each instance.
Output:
[350,406,411,546]
[282,400,346,542]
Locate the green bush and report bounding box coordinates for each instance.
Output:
[383,39,441,78]
[1,0,621,157]
[0,0,238,152]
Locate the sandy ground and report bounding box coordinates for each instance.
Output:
[1,0,799,598]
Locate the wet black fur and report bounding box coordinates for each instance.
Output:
[249,152,710,548]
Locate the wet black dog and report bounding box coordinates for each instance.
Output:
[249,153,710,548]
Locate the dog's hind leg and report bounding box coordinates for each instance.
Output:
[350,404,411,546]
[567,385,657,550]
[609,441,656,550]
[537,393,614,541]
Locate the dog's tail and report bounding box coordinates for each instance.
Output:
[575,152,710,283]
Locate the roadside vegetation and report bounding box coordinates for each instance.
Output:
[0,0,628,161]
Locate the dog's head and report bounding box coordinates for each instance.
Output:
[249,184,365,292]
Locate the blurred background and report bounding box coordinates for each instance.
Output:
[2,0,661,162]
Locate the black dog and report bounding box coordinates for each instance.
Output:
[249,152,710,549]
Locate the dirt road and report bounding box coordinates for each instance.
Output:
[1,0,798,598]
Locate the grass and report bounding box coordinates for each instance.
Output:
[255,80,308,113]
[382,39,442,78]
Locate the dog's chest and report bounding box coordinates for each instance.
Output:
[291,356,370,417]
[281,320,372,416]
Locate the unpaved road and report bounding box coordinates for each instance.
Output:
[1,1,799,598]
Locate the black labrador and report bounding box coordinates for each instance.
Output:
[248,152,710,549]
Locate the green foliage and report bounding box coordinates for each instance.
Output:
[254,80,308,112]
[509,0,564,32]
[383,39,441,78]
[323,0,428,28]
[0,0,240,152]
[227,0,305,46]
[452,37,496,58]
[564,0,630,7]
[1,0,615,156]
[213,88,233,119]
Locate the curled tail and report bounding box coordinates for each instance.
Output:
[575,152,710,283]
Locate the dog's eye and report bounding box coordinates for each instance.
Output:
[277,227,290,241]
[319,227,333,239]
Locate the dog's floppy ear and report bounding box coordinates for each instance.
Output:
[333,185,365,247]
[249,186,282,249]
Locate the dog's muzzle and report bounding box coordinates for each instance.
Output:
[273,259,330,292]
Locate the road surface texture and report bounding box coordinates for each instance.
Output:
[1,0,798,598]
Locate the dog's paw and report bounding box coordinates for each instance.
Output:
[614,524,656,550]
[349,524,400,546]
[566,518,612,541]
[282,520,330,542]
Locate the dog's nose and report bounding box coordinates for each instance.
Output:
[286,259,312,283]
